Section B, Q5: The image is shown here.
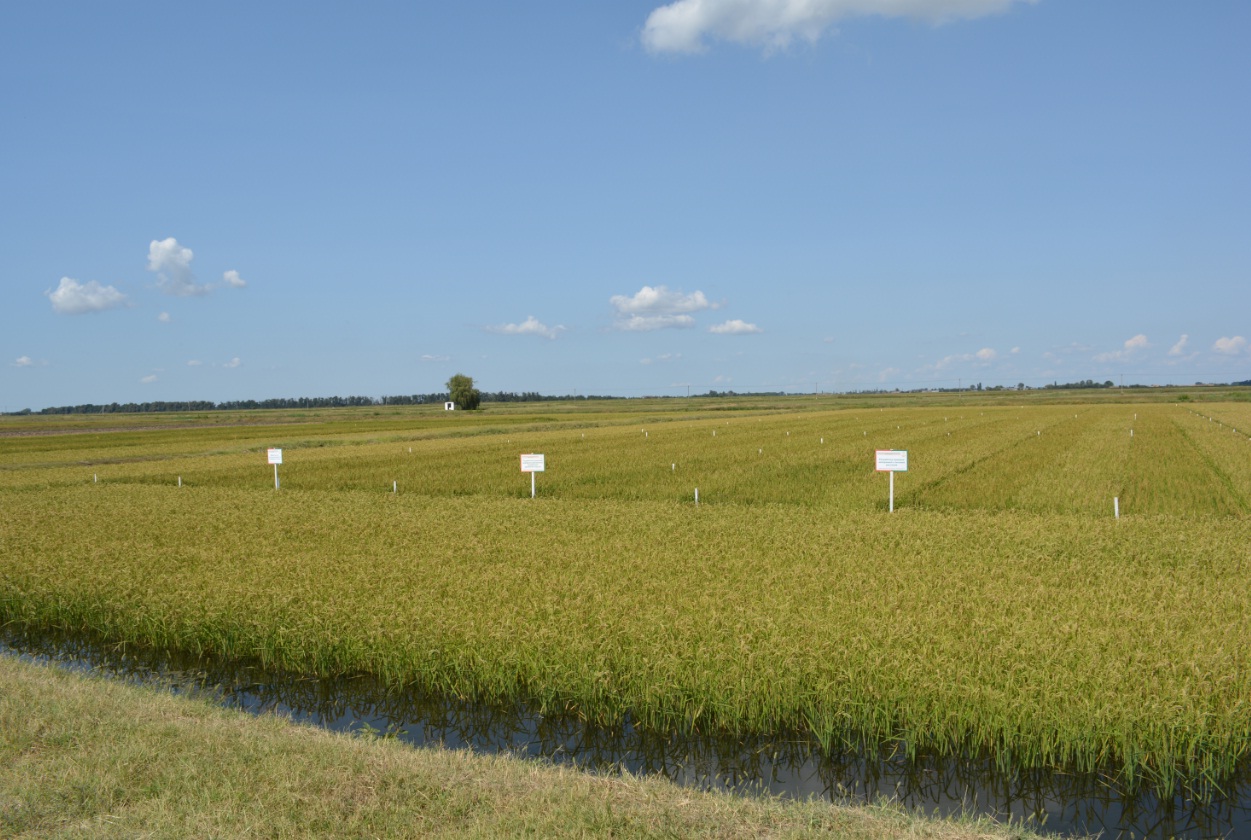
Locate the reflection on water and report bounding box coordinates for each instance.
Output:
[4,623,1249,839]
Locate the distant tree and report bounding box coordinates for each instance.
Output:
[446,373,481,411]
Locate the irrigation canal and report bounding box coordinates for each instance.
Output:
[4,624,1249,840]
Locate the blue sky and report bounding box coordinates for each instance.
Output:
[3,0,1247,409]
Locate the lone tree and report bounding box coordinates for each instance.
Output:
[446,373,481,410]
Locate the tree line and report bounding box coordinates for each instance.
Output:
[18,391,623,415]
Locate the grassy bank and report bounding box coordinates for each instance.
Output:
[0,656,1047,839]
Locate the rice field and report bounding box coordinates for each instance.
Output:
[2,393,1250,798]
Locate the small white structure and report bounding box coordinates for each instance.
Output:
[444,401,455,411]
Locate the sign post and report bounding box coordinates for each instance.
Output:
[875,449,908,512]
[520,453,545,498]
[268,448,283,489]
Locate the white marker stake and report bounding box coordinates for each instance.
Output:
[268,448,283,489]
[1114,497,1120,519]
[393,481,397,494]
[695,488,699,506]
[178,476,182,487]
[672,463,675,471]
[520,453,545,499]
[94,474,97,483]
[875,450,908,514]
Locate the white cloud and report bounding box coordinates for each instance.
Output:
[932,348,997,370]
[148,237,209,296]
[420,354,451,363]
[642,0,1035,54]
[611,285,712,315]
[187,360,202,366]
[709,319,763,335]
[617,313,697,332]
[1213,336,1247,355]
[222,269,246,288]
[878,366,900,382]
[224,357,242,368]
[714,374,732,383]
[1094,334,1149,363]
[47,277,128,314]
[13,356,33,367]
[158,311,171,323]
[641,353,682,365]
[486,315,565,340]
[1168,334,1189,356]
[141,374,158,384]
[610,285,716,331]
[1010,346,1021,354]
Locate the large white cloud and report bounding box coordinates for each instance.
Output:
[610,285,714,331]
[47,277,128,314]
[611,285,713,315]
[642,0,1036,54]
[486,315,565,340]
[148,237,210,296]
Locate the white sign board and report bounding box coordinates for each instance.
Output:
[875,449,907,472]
[268,448,283,465]
[520,453,546,473]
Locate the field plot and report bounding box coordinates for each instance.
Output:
[2,396,1250,798]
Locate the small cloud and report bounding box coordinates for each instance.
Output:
[822,336,835,344]
[420,354,451,363]
[709,319,763,335]
[1094,334,1149,363]
[878,367,901,383]
[158,312,171,323]
[713,374,732,384]
[141,374,158,384]
[1010,346,1021,355]
[223,357,242,368]
[222,269,246,288]
[187,360,202,366]
[47,277,128,314]
[617,313,696,331]
[641,0,1036,54]
[486,315,565,339]
[931,348,997,370]
[148,237,209,296]
[641,353,682,365]
[13,356,34,367]
[1213,336,1248,355]
[1168,334,1189,356]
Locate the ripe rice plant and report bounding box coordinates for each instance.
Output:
[2,396,1249,798]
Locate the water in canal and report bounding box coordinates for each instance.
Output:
[4,623,1249,839]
